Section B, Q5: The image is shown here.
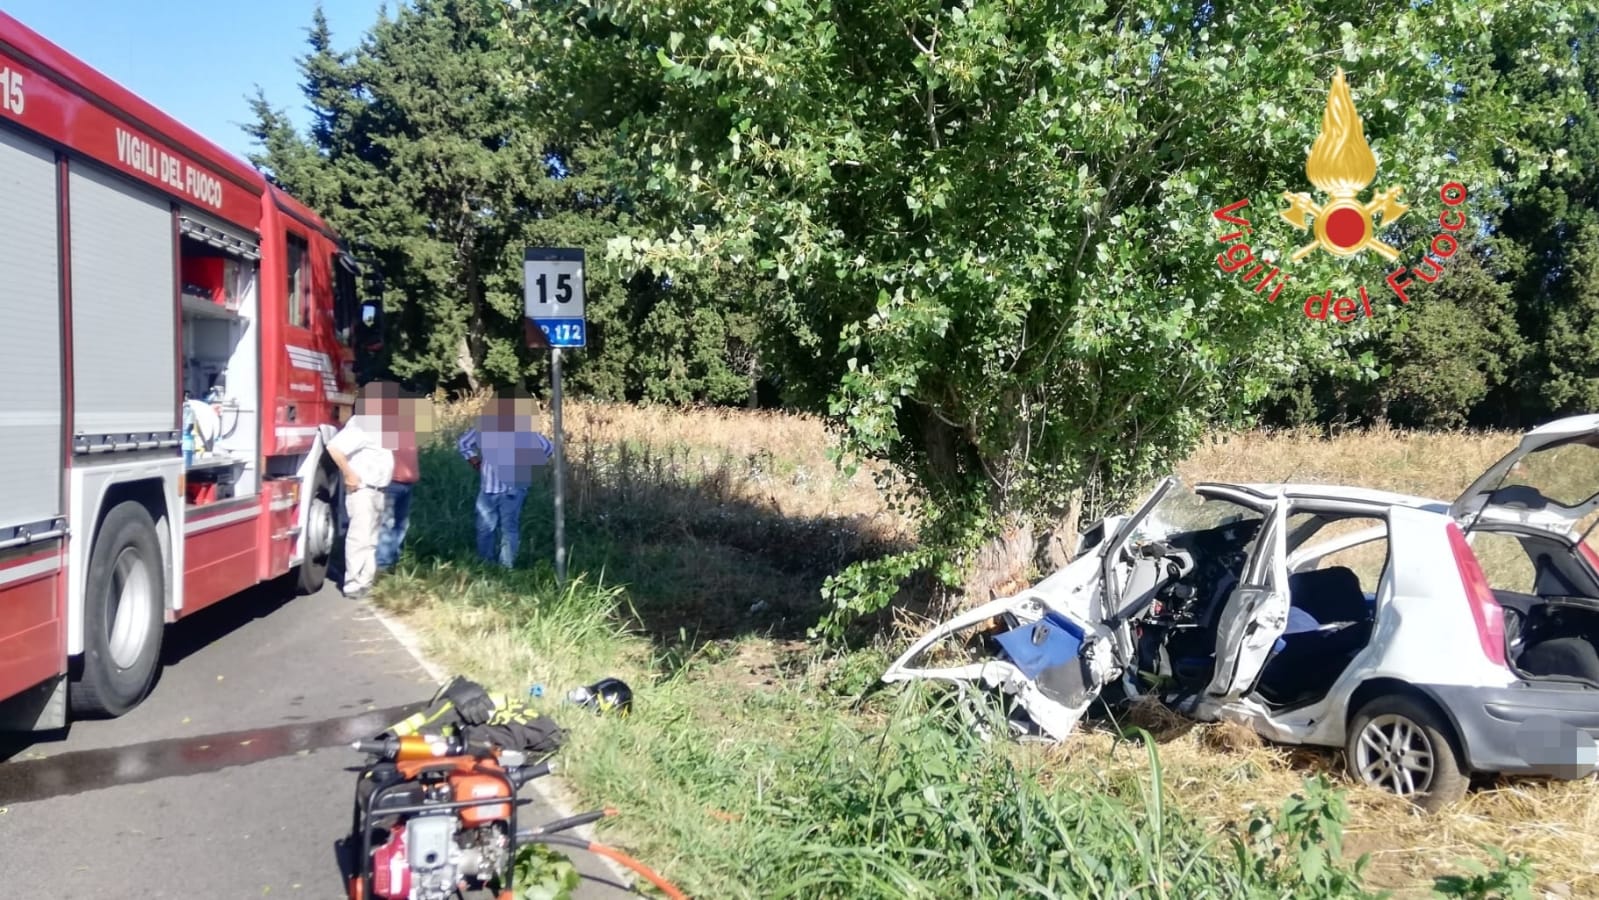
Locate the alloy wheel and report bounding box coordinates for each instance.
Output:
[1355,712,1437,796]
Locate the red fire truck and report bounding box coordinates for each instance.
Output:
[0,13,382,730]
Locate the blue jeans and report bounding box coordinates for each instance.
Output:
[377,481,415,571]
[475,487,529,569]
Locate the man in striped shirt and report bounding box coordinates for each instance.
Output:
[457,391,555,569]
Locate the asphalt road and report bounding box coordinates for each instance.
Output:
[0,579,632,899]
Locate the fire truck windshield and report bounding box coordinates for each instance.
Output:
[333,252,360,348]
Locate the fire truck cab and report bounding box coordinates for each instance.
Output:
[0,13,382,730]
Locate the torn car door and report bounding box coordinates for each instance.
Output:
[1204,493,1290,702]
[881,477,1179,742]
[1098,476,1181,622]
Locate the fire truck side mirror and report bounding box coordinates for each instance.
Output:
[362,271,384,300]
[356,261,384,339]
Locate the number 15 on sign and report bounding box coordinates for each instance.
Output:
[524,247,586,349]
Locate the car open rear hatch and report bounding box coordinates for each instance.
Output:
[1452,415,1599,550]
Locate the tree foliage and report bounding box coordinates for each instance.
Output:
[1499,10,1599,421]
[246,0,763,403]
[1266,7,1599,430]
[511,0,1585,618]
[245,0,1599,629]
[1264,245,1528,429]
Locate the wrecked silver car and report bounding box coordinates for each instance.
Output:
[882,476,1262,742]
[883,442,1599,809]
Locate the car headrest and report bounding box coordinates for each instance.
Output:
[1288,565,1361,597]
[1287,565,1369,623]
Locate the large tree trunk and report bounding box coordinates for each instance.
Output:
[1040,488,1085,573]
[958,487,1087,610]
[905,403,1040,607]
[455,334,480,391]
[961,515,1036,607]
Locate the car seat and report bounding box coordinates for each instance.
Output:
[1254,566,1375,709]
[1494,590,1540,660]
[1285,566,1371,625]
[1506,592,1599,684]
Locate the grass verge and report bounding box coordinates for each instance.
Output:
[374,400,1596,898]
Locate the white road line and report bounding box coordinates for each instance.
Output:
[362,601,634,886]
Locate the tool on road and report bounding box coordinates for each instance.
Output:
[343,676,685,900]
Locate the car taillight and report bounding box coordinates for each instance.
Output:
[1578,541,1599,574]
[1446,522,1508,668]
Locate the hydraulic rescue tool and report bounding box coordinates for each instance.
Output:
[343,675,685,900]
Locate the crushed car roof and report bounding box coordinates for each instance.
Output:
[1203,482,1453,513]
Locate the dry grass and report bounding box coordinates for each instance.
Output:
[1056,722,1599,898]
[414,392,912,638]
[396,400,1597,897]
[1174,424,1522,498]
[432,391,909,533]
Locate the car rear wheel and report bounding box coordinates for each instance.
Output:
[1346,694,1469,813]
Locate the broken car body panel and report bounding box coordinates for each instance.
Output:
[884,428,1599,802]
[876,589,1121,742]
[881,478,1182,741]
[882,477,1275,742]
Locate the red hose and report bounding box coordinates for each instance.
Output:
[586,842,689,900]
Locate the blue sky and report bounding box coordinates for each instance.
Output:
[5,0,386,161]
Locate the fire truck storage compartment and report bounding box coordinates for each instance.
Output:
[69,162,177,440]
[180,213,261,503]
[0,127,64,544]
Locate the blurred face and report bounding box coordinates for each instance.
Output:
[477,393,537,431]
[356,381,398,417]
[478,396,505,432]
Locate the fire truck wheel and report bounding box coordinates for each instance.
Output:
[72,500,166,718]
[297,458,337,595]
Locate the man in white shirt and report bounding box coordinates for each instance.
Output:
[327,383,397,599]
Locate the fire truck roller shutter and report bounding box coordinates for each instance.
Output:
[178,212,260,261]
[0,127,64,541]
[68,163,177,438]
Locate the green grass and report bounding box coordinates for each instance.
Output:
[371,420,1541,900]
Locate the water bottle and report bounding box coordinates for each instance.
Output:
[181,403,195,467]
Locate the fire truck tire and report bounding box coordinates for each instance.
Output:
[297,458,337,595]
[71,501,166,718]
